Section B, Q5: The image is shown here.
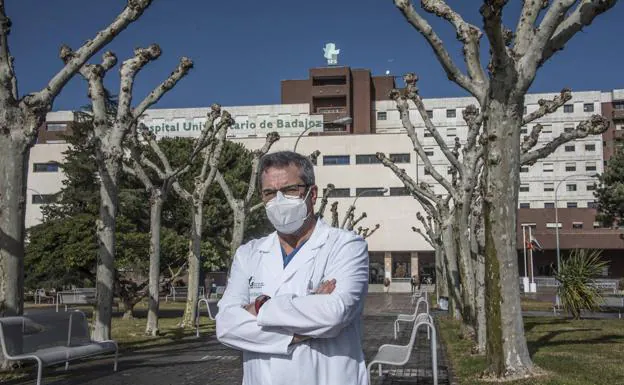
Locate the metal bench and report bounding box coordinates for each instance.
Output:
[0,310,118,385]
[165,286,205,302]
[34,289,55,305]
[56,288,97,312]
[395,296,430,339]
[195,298,219,337]
[367,312,438,385]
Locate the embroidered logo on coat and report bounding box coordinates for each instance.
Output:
[248,276,264,290]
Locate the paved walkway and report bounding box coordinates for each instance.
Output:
[6,293,450,385]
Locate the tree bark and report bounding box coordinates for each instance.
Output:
[0,131,29,318]
[181,202,203,328]
[483,97,535,378]
[145,192,164,336]
[230,205,246,258]
[440,220,462,319]
[93,158,120,342]
[454,208,476,325]
[434,246,448,302]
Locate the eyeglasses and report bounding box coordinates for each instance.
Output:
[261,184,308,201]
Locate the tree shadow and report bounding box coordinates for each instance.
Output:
[528,328,622,356]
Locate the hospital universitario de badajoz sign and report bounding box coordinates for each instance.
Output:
[143,114,324,138]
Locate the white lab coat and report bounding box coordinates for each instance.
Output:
[216,219,369,385]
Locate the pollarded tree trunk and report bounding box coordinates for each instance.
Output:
[181,202,203,328]
[145,192,164,336]
[454,208,476,326]
[434,246,448,302]
[0,131,30,318]
[440,221,462,320]
[482,97,535,378]
[230,205,246,258]
[93,158,120,342]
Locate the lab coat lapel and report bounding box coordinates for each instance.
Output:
[277,220,331,288]
[254,234,283,298]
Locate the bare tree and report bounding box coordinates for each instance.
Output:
[391,0,615,376]
[0,0,152,319]
[216,132,280,260]
[316,184,381,238]
[75,44,192,341]
[123,108,221,336]
[172,113,233,328]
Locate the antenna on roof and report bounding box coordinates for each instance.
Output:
[323,43,340,66]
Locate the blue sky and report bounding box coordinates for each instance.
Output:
[7,0,624,111]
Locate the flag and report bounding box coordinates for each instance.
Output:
[530,235,543,251]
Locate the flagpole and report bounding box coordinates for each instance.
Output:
[522,225,527,278]
[529,226,535,287]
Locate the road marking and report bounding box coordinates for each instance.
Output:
[199,354,238,361]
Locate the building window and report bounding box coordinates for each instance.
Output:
[523,106,528,115]
[593,221,601,228]
[426,110,433,119]
[446,109,456,118]
[565,162,576,172]
[564,145,575,152]
[614,101,624,110]
[355,188,385,197]
[541,124,553,134]
[446,127,456,137]
[572,222,583,229]
[586,183,596,191]
[316,107,346,114]
[356,154,380,164]
[544,202,555,208]
[390,153,410,163]
[567,202,578,208]
[588,201,598,209]
[585,162,597,172]
[377,111,387,121]
[323,155,350,165]
[563,104,574,113]
[32,194,56,204]
[424,168,431,175]
[546,222,562,228]
[520,127,528,134]
[424,131,433,137]
[519,202,530,209]
[544,183,554,192]
[323,188,350,197]
[585,144,596,152]
[312,76,346,86]
[583,103,594,112]
[424,148,434,157]
[520,184,530,192]
[520,166,529,173]
[390,187,410,196]
[564,124,575,133]
[46,123,67,132]
[566,183,577,192]
[543,163,554,173]
[33,162,59,172]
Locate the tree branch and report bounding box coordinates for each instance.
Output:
[245,132,280,205]
[421,0,487,90]
[25,0,153,107]
[0,1,16,100]
[393,0,481,98]
[480,0,513,73]
[309,150,321,165]
[351,212,367,230]
[363,224,380,239]
[520,123,543,153]
[132,56,193,119]
[514,0,548,56]
[316,183,335,219]
[542,0,618,64]
[215,171,238,213]
[330,201,339,228]
[388,87,457,198]
[117,44,161,122]
[376,152,440,204]
[521,115,610,165]
[522,88,572,125]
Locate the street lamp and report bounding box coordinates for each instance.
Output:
[341,187,387,229]
[293,116,352,153]
[553,172,598,304]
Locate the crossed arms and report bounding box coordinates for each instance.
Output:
[215,237,368,355]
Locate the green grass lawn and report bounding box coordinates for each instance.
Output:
[439,315,624,385]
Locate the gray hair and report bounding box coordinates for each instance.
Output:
[258,151,315,189]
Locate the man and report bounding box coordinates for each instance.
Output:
[216,151,369,385]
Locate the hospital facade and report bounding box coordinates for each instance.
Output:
[28,66,624,290]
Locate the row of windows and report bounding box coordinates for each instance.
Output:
[520,160,597,174]
[377,103,597,122]
[322,187,410,197]
[31,194,57,204]
[519,201,597,209]
[521,221,603,230]
[323,153,410,166]
[519,182,596,192]
[520,124,602,138]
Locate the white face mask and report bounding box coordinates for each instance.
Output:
[265,189,312,234]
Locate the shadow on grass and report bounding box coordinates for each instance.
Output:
[528,328,624,356]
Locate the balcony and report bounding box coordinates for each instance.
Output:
[612,108,624,120]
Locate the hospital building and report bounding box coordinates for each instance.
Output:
[28,64,624,291]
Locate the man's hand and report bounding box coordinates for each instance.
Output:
[314,279,336,294]
[243,303,257,317]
